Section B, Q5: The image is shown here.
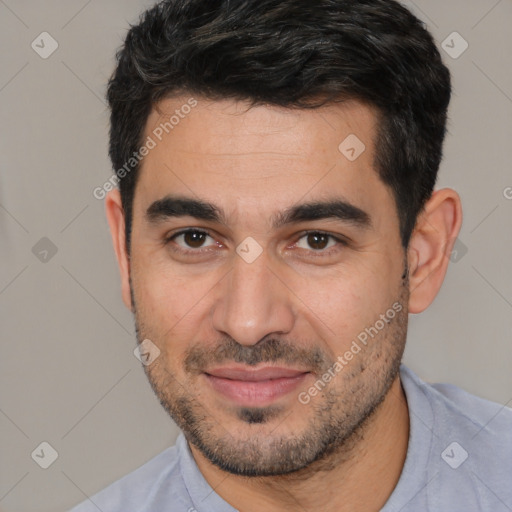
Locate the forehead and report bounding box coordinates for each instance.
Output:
[134,95,394,230]
[144,95,377,158]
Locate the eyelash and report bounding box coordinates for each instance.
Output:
[164,228,349,257]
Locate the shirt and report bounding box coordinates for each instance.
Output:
[69,365,512,511]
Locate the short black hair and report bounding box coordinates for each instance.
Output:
[107,0,451,251]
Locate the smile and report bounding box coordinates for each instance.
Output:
[204,366,310,407]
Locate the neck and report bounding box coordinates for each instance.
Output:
[189,376,409,512]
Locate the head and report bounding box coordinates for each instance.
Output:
[105,0,462,476]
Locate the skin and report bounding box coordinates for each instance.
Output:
[106,96,462,512]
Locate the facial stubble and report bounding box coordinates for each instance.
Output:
[130,274,409,477]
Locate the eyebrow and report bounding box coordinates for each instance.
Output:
[145,195,372,230]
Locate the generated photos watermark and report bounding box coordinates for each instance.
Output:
[93,98,198,200]
[298,301,403,405]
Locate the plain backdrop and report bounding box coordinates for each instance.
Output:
[0,1,511,511]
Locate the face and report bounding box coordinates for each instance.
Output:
[128,96,409,476]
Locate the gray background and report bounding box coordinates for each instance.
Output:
[0,1,511,511]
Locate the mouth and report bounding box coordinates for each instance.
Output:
[203,365,311,407]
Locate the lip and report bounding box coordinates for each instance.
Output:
[204,365,310,406]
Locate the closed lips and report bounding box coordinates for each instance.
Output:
[204,366,309,381]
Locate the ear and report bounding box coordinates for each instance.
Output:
[407,188,463,314]
[105,189,133,311]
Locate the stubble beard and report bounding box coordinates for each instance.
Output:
[131,276,409,477]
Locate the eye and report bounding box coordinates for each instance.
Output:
[294,231,345,252]
[166,229,217,251]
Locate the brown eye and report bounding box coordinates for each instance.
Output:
[296,232,338,252]
[169,230,216,250]
[307,233,329,250]
[183,231,207,248]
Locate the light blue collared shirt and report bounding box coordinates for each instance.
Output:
[70,365,512,511]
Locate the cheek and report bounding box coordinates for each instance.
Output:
[296,264,399,343]
[131,270,203,371]
[131,259,222,341]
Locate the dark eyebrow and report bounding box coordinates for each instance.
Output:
[146,196,226,224]
[271,199,371,230]
[145,195,371,230]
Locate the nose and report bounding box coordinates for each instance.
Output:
[211,249,295,346]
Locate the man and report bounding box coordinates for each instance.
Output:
[73,0,512,510]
